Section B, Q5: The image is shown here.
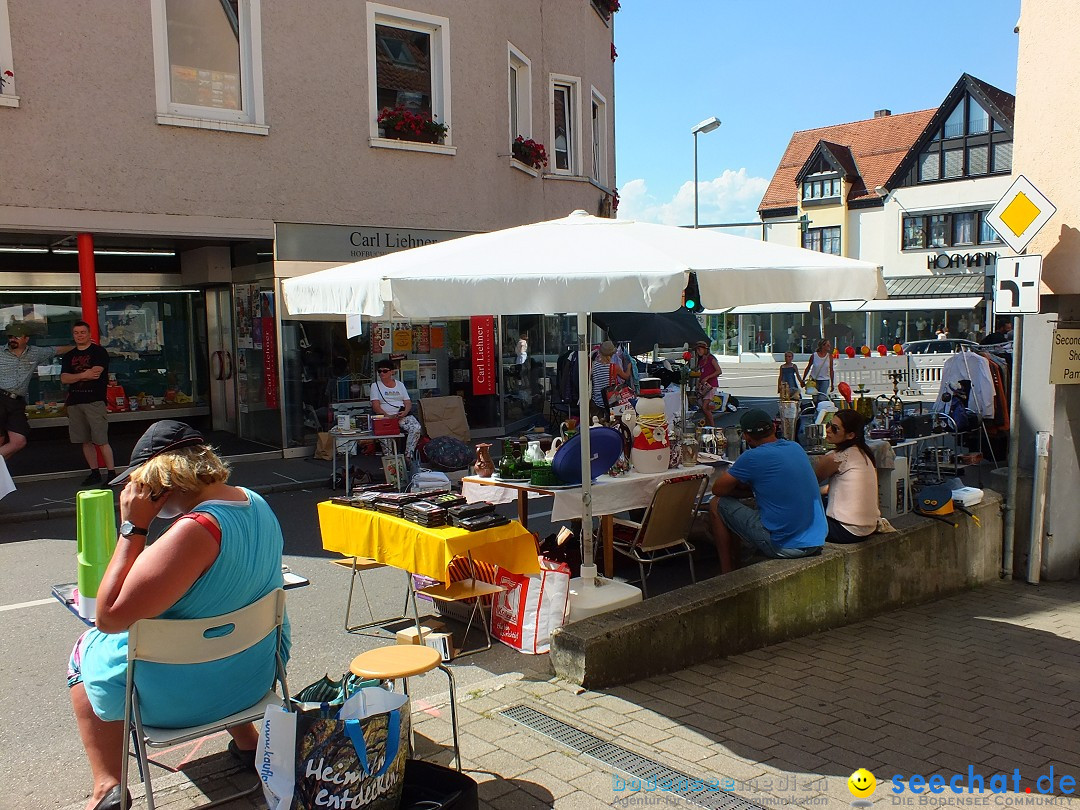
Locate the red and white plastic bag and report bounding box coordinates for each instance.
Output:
[491,559,571,654]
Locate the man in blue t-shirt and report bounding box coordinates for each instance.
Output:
[709,408,826,573]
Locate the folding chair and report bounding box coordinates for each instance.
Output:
[120,588,290,810]
[331,556,423,634]
[612,473,708,598]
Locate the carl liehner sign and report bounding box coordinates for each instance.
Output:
[275,222,474,262]
[1049,329,1080,384]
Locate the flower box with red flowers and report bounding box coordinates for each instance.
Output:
[511,137,548,170]
[590,0,620,20]
[377,105,449,144]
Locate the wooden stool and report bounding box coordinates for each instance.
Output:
[331,557,421,634]
[349,645,461,771]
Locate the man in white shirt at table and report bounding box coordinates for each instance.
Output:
[370,360,422,463]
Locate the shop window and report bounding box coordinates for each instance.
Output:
[550,74,581,175]
[0,0,17,107]
[368,4,451,149]
[591,88,608,186]
[0,291,206,421]
[508,44,531,144]
[150,0,266,133]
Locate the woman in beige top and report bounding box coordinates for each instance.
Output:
[814,410,879,542]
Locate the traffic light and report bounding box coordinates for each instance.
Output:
[682,273,704,313]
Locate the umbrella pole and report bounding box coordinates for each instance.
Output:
[576,312,595,580]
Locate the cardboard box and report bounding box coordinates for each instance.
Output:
[425,631,456,662]
[395,619,445,646]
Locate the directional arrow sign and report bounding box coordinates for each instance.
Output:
[985,175,1057,254]
[995,255,1042,314]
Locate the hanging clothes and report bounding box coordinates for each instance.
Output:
[933,350,995,419]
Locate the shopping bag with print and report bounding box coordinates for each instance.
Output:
[259,687,410,810]
[490,559,571,654]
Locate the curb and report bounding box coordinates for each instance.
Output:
[1,477,328,525]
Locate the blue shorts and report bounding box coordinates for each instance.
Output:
[713,497,823,559]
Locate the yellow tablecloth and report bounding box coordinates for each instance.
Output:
[318,502,540,583]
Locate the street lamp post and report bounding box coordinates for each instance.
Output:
[692,116,721,229]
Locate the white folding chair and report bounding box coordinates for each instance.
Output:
[120,588,290,810]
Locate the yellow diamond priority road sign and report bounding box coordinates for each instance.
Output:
[985,175,1057,254]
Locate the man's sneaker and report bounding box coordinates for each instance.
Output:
[81,470,103,486]
[104,470,116,485]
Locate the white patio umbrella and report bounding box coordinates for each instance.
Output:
[283,211,883,603]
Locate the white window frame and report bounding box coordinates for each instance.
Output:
[549,74,582,176]
[508,43,532,144]
[0,0,18,108]
[150,0,267,134]
[590,87,608,187]
[368,3,454,155]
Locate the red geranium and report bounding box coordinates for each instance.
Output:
[0,69,13,92]
[512,136,549,170]
[377,105,449,141]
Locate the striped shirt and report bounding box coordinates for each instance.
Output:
[0,345,56,397]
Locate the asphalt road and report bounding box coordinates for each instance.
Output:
[0,362,846,808]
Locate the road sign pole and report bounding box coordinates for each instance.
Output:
[1001,315,1023,579]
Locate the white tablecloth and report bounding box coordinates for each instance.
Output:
[550,464,712,521]
[461,478,548,505]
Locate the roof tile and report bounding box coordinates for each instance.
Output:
[759,109,935,214]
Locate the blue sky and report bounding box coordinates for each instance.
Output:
[613,1,1021,227]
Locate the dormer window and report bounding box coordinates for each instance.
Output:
[802,173,841,201]
[914,91,1011,184]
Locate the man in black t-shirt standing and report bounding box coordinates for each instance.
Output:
[61,320,115,485]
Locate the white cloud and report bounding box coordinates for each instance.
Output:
[617,169,770,236]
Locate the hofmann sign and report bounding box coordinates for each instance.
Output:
[1049,329,1080,384]
[274,222,475,262]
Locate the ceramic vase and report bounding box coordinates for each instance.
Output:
[473,443,494,477]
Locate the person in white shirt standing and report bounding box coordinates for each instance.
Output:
[370,361,422,460]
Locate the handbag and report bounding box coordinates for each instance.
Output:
[491,559,571,654]
[603,363,635,416]
[259,687,410,810]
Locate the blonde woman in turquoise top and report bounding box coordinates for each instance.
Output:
[67,421,289,810]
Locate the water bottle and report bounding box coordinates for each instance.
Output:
[76,490,117,621]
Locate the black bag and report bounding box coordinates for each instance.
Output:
[400,760,479,810]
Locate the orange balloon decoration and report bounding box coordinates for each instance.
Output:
[845,346,856,358]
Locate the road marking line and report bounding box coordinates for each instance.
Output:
[0,597,55,612]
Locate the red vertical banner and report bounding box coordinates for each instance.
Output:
[262,316,278,408]
[471,316,496,395]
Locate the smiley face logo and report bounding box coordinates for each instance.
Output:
[848,768,876,798]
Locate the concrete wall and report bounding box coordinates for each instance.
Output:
[1012,0,1080,580]
[550,492,1003,689]
[1,0,615,236]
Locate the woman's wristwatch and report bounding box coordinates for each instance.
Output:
[119,520,149,537]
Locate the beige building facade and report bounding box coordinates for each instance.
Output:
[0,0,617,471]
[1012,0,1080,579]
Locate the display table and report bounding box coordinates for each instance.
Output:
[463,464,712,576]
[318,502,540,583]
[329,428,403,492]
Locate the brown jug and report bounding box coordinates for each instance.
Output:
[473,443,494,477]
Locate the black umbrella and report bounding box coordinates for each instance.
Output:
[593,310,710,353]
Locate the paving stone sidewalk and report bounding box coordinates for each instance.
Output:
[58,580,1080,809]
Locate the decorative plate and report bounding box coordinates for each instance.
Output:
[552,427,624,485]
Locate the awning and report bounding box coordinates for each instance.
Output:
[830,300,866,312]
[858,296,983,312]
[728,301,812,314]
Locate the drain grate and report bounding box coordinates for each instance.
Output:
[499,705,770,810]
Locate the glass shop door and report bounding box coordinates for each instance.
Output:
[231,281,282,447]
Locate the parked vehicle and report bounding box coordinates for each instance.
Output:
[901,338,980,355]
